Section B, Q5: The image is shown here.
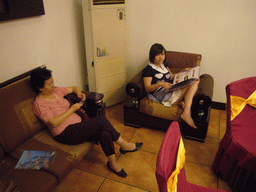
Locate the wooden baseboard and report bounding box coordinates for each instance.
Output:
[211,101,226,110]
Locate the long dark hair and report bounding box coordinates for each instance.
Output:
[149,43,166,63]
[30,67,52,93]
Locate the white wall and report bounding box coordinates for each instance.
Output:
[0,0,86,89]
[126,0,256,103]
[1,0,256,103]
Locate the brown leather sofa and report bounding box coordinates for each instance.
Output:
[123,51,214,142]
[0,66,94,192]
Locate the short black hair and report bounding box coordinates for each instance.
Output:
[149,43,166,63]
[30,67,52,93]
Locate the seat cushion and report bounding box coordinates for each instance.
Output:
[1,146,59,192]
[10,129,94,164]
[9,139,74,182]
[139,97,183,121]
[33,129,95,162]
[0,159,58,192]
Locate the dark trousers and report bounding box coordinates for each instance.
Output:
[54,116,120,157]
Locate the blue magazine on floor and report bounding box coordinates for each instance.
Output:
[15,150,56,170]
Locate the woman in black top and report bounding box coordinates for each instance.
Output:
[142,43,199,128]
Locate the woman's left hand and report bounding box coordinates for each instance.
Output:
[77,93,86,102]
[182,68,191,72]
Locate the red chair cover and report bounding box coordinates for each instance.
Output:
[211,76,256,192]
[156,121,225,192]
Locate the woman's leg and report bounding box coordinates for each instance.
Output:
[55,116,139,174]
[174,80,199,128]
[108,154,122,172]
[94,129,123,172]
[54,116,120,145]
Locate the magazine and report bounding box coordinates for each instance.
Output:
[15,150,56,170]
[168,66,200,91]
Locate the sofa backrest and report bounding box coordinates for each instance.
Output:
[125,51,202,99]
[0,69,46,153]
[165,51,202,73]
[0,144,4,160]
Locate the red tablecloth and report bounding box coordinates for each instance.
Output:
[212,77,256,192]
[156,122,225,192]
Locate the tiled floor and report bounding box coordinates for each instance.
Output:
[53,102,232,192]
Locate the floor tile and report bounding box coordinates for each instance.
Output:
[183,136,219,166]
[105,102,125,119]
[217,178,232,192]
[129,127,166,154]
[105,115,125,127]
[76,143,122,177]
[219,110,227,140]
[98,178,150,192]
[107,117,138,142]
[185,161,218,189]
[75,144,110,177]
[107,150,159,192]
[53,168,104,192]
[55,102,232,192]
[207,109,220,139]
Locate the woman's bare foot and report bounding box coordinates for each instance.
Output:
[179,101,185,109]
[181,113,197,129]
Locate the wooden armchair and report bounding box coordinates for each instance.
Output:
[123,51,214,142]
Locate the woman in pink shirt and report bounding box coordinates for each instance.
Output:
[31,67,143,178]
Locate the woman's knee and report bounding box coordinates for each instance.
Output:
[194,79,200,86]
[98,130,112,142]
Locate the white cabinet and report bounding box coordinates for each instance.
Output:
[82,0,127,106]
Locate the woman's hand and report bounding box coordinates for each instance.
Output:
[160,81,173,90]
[71,102,83,111]
[47,102,84,128]
[67,86,86,102]
[143,77,173,92]
[182,68,191,72]
[77,93,86,102]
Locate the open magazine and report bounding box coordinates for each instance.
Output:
[168,66,200,92]
[15,150,56,170]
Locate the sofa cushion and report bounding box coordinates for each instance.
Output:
[0,156,17,177]
[139,97,183,121]
[0,155,57,192]
[14,97,45,135]
[18,171,57,192]
[0,145,4,161]
[11,129,94,163]
[0,76,45,153]
[0,161,57,192]
[10,139,74,183]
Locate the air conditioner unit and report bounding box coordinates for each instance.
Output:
[89,0,126,9]
[82,0,127,107]
[93,0,125,6]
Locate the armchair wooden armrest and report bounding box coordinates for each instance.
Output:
[126,70,145,99]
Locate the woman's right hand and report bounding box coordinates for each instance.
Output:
[160,82,173,90]
[47,101,84,128]
[71,102,83,111]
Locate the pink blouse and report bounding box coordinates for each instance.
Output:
[33,87,81,137]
